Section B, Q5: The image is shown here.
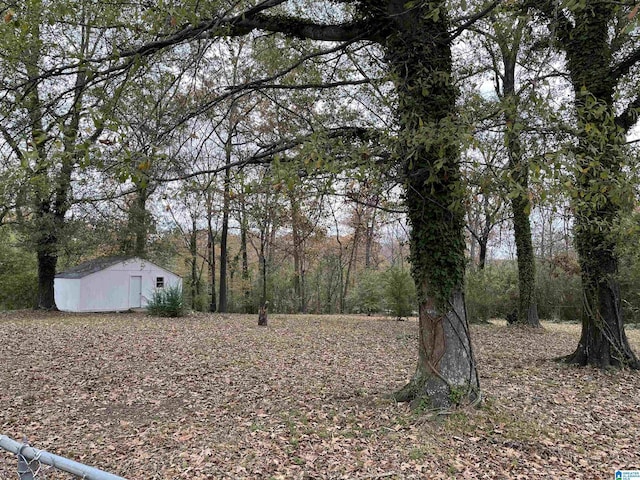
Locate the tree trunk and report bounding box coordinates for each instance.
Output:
[290,192,307,313]
[502,42,540,328]
[125,181,149,257]
[190,219,198,310]
[364,208,376,269]
[568,238,639,367]
[387,0,479,408]
[258,227,268,325]
[134,185,149,258]
[568,118,639,366]
[559,3,638,367]
[219,154,231,313]
[511,197,540,327]
[36,227,58,310]
[478,239,488,271]
[206,190,217,312]
[258,303,268,326]
[240,200,251,313]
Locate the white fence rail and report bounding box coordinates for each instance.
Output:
[0,435,127,480]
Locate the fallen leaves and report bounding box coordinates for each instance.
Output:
[0,312,638,479]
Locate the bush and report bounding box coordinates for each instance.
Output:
[346,269,384,314]
[465,263,518,323]
[0,229,37,310]
[383,267,416,319]
[146,284,184,317]
[535,255,582,322]
[465,257,583,323]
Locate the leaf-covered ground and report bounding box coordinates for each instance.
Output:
[0,312,638,479]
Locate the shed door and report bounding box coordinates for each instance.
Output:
[129,276,142,308]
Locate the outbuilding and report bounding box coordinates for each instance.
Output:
[54,256,181,312]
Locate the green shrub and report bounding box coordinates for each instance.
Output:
[465,263,518,323]
[0,229,37,310]
[535,255,582,322]
[346,269,384,314]
[465,257,583,323]
[146,284,184,317]
[383,266,416,319]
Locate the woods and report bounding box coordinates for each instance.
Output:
[2,0,640,414]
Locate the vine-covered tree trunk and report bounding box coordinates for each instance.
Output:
[569,116,638,366]
[511,190,539,327]
[503,49,540,328]
[559,3,638,367]
[36,226,58,310]
[388,0,479,408]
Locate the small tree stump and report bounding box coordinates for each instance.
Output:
[258,303,268,326]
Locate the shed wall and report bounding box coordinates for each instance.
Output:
[54,278,81,312]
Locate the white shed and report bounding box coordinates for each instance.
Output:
[54,256,182,312]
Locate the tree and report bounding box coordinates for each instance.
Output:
[484,7,541,326]
[0,1,128,308]
[533,1,640,367]
[461,2,553,326]
[463,144,507,271]
[96,0,491,407]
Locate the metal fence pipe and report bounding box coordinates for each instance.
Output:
[0,435,127,480]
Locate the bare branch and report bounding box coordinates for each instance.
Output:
[450,0,503,41]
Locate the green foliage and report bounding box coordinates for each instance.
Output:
[465,263,518,323]
[465,258,582,323]
[0,229,37,310]
[383,267,416,319]
[535,255,582,322]
[183,278,208,312]
[617,212,640,324]
[346,269,384,315]
[146,284,184,317]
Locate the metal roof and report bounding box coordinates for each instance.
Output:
[55,256,179,279]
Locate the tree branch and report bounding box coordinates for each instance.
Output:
[450,0,503,41]
[153,126,375,182]
[156,39,369,138]
[113,5,373,64]
[525,0,573,46]
[0,124,24,162]
[611,47,640,81]
[615,94,640,132]
[234,78,373,91]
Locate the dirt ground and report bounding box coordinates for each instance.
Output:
[0,311,638,479]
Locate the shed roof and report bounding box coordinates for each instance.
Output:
[55,256,179,279]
